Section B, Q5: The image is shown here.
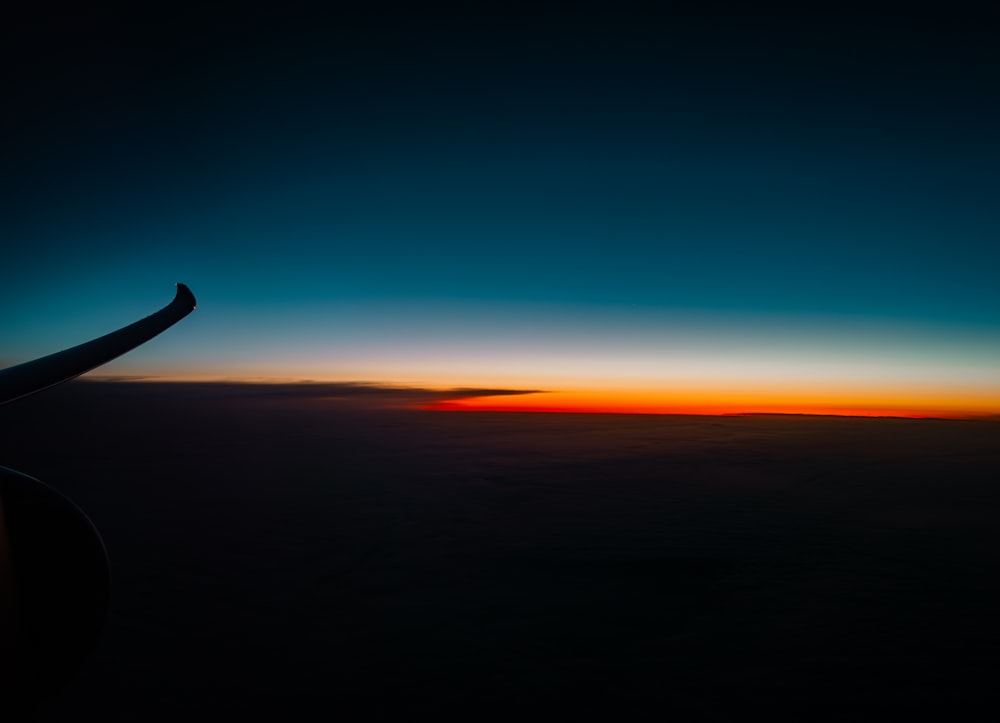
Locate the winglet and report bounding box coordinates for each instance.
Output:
[0,284,197,406]
[175,282,197,311]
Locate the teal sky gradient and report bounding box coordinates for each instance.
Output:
[2,3,998,410]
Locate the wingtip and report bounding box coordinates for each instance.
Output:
[175,283,197,310]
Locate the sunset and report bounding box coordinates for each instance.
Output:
[426,389,1000,419]
[6,300,1000,419]
[3,1,1000,721]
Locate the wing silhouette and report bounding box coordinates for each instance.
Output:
[0,283,196,406]
[1,282,197,713]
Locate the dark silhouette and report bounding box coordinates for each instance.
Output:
[0,284,196,716]
[0,284,196,406]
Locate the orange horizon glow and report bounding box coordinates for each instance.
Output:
[83,375,999,420]
[424,400,975,419]
[420,388,997,420]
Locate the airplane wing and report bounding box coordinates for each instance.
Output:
[0,282,197,709]
[0,283,196,406]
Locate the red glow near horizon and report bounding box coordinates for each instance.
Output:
[421,395,979,419]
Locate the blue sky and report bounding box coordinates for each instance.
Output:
[2,2,998,413]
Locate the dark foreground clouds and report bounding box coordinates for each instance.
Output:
[2,381,1000,721]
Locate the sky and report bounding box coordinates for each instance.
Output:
[2,1,999,417]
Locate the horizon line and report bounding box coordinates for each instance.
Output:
[75,377,998,421]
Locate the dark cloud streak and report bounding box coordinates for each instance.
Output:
[79,378,542,406]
